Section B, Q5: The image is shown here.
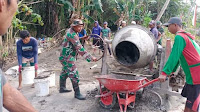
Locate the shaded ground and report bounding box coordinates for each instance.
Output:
[3,44,186,112]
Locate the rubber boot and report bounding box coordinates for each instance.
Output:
[59,78,72,93]
[72,82,86,100]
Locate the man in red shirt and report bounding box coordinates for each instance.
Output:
[159,17,200,112]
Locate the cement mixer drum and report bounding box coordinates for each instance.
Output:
[112,25,157,69]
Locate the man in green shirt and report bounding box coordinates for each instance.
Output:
[159,17,200,112]
[157,21,164,45]
[100,22,111,55]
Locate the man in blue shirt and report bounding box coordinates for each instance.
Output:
[78,28,87,47]
[92,21,102,46]
[17,30,38,90]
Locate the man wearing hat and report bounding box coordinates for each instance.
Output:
[156,21,164,45]
[149,20,161,42]
[118,21,127,30]
[131,21,136,25]
[159,17,200,112]
[100,22,112,55]
[121,21,127,27]
[59,19,97,100]
[148,20,161,73]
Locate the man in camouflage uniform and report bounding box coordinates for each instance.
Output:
[59,19,97,100]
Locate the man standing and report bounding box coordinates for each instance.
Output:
[78,28,87,47]
[92,21,101,46]
[118,21,126,30]
[100,21,112,55]
[159,17,200,112]
[148,20,161,73]
[59,19,97,100]
[131,21,136,25]
[17,30,38,90]
[157,21,164,45]
[0,0,36,111]
[149,20,161,42]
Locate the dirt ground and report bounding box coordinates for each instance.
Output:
[3,44,186,112]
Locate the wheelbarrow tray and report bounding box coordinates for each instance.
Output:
[94,74,147,92]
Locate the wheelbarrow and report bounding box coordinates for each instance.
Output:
[94,74,160,112]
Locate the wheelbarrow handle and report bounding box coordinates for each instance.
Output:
[131,78,159,93]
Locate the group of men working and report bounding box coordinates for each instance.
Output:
[0,0,199,111]
[79,21,112,55]
[149,20,164,45]
[148,20,164,73]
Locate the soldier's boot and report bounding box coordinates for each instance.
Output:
[72,82,86,100]
[59,78,72,93]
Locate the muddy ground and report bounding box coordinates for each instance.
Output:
[3,44,186,112]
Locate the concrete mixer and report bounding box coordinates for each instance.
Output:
[112,25,157,69]
[96,25,185,111]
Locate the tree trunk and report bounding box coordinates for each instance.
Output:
[156,0,171,21]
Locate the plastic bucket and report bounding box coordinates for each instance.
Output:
[39,71,56,87]
[22,66,35,84]
[49,72,56,87]
[34,76,49,96]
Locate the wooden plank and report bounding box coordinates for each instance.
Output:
[101,43,108,75]
[161,39,171,97]
[156,0,171,21]
[110,71,152,78]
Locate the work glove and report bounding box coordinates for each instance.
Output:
[18,65,22,73]
[35,64,38,70]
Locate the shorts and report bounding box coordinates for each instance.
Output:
[22,57,35,67]
[181,83,200,112]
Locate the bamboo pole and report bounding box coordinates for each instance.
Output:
[156,0,171,21]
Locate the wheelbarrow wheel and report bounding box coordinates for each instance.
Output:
[99,88,117,109]
[128,102,135,109]
[142,89,162,108]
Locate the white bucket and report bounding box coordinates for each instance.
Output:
[22,66,35,84]
[49,72,56,87]
[34,77,49,96]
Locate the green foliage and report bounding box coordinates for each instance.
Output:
[93,0,104,13]
[2,52,8,58]
[80,0,104,28]
[81,5,95,12]
[164,28,175,40]
[142,12,152,27]
[114,0,125,13]
[56,0,74,11]
[12,3,44,31]
[196,14,200,28]
[9,0,194,38]
[82,13,95,23]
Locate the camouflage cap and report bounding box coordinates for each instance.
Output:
[71,19,84,27]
